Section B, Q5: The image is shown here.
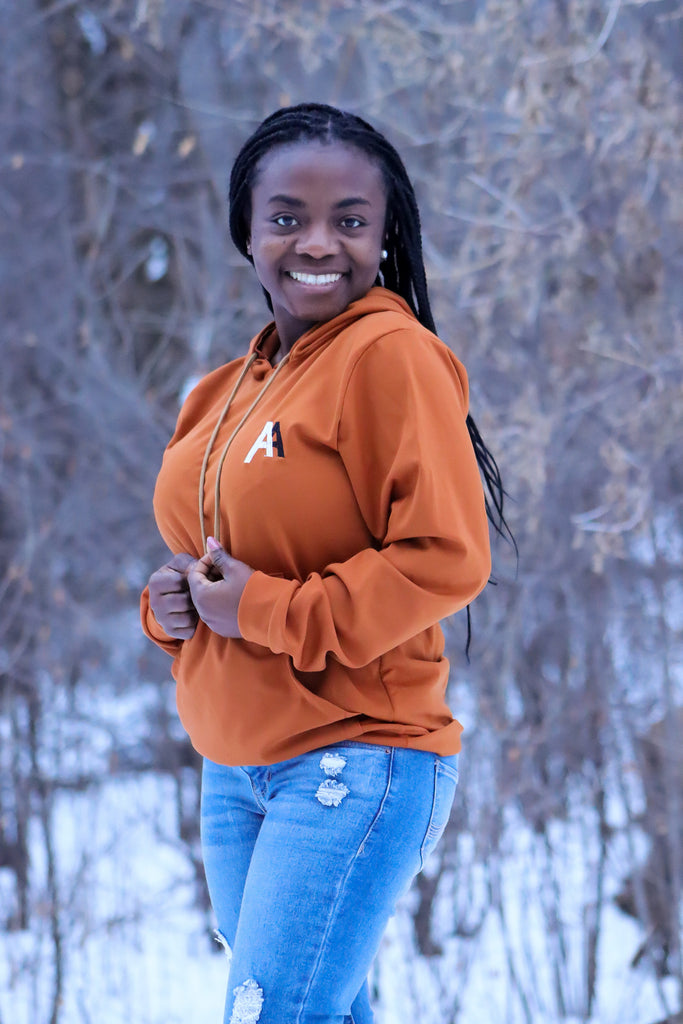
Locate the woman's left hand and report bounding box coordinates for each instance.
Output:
[187,537,254,638]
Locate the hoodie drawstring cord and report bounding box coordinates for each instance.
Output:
[198,351,291,553]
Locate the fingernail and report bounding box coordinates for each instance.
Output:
[207,536,220,551]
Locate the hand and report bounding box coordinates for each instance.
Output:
[147,553,199,640]
[187,537,254,638]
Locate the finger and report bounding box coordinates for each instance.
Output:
[152,574,191,596]
[164,607,199,637]
[157,556,200,582]
[161,592,196,613]
[206,537,233,575]
[187,554,219,586]
[166,622,198,640]
[167,553,197,574]
[167,608,198,624]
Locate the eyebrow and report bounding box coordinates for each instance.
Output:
[267,194,372,208]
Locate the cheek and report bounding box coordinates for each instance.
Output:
[257,238,288,258]
[252,238,288,277]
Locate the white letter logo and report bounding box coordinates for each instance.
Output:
[244,421,285,463]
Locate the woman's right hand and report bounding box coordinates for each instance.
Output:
[147,553,199,639]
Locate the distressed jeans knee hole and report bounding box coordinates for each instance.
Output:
[230,978,263,1024]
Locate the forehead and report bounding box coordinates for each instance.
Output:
[251,140,387,201]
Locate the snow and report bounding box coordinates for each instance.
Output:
[1,631,680,1024]
[0,774,226,1024]
[1,759,680,1024]
[377,816,680,1024]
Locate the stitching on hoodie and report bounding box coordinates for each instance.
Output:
[334,323,413,449]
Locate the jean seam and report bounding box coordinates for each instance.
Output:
[294,746,395,1024]
[241,767,268,813]
[419,759,440,871]
[435,759,459,784]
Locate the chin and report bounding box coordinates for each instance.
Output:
[293,297,349,320]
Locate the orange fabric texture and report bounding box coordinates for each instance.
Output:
[140,288,491,765]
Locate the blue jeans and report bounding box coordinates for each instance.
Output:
[200,741,459,1024]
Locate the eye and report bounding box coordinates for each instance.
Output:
[340,216,364,229]
[272,214,299,228]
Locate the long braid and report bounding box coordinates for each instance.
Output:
[228,103,515,570]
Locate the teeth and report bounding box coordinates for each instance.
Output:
[288,272,342,285]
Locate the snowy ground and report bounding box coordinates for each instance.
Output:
[0,773,226,1024]
[2,624,680,1024]
[1,765,680,1024]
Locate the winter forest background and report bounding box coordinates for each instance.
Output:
[1,0,682,1022]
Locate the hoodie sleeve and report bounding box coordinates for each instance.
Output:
[237,329,492,670]
[140,585,184,657]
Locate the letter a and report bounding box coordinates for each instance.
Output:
[244,421,274,463]
[271,421,285,458]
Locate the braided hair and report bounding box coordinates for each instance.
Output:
[229,103,514,572]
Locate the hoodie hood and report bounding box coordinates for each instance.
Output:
[247,287,417,377]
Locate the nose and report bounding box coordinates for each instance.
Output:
[294,221,339,259]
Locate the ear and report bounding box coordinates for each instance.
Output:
[246,240,252,256]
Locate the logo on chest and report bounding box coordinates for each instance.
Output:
[244,420,285,463]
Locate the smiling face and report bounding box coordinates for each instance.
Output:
[248,140,388,352]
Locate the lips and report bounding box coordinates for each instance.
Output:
[286,271,344,286]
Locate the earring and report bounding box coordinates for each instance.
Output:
[246,241,252,255]
[380,249,388,261]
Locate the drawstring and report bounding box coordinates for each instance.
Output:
[197,354,256,553]
[198,351,291,553]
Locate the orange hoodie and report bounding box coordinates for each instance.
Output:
[140,287,491,765]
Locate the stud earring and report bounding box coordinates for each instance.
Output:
[380,249,388,261]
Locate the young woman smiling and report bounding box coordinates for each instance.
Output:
[141,103,510,1024]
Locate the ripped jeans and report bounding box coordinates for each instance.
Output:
[200,741,459,1024]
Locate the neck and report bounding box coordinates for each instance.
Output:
[272,309,318,357]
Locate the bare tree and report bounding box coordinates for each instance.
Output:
[1,0,681,1020]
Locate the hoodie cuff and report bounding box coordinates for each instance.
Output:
[238,571,299,651]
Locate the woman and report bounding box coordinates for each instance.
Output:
[141,103,509,1024]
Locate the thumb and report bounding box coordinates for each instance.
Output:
[206,536,230,572]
